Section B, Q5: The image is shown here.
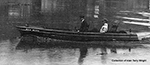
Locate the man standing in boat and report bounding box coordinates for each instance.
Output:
[79,16,89,32]
[100,19,109,33]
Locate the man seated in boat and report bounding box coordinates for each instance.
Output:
[109,20,119,33]
[100,19,109,33]
[78,16,89,32]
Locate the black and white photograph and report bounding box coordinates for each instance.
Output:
[0,0,150,65]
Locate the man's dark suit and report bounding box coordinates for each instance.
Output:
[80,20,89,32]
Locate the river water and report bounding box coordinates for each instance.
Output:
[0,0,150,65]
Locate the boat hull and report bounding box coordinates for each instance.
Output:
[16,26,139,41]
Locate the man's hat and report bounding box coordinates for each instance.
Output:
[103,18,108,23]
[80,16,85,18]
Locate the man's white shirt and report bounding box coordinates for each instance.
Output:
[100,23,108,33]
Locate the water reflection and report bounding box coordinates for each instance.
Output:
[95,46,108,64]
[101,51,107,64]
[110,48,117,54]
[78,47,88,65]
[0,37,150,65]
[100,47,107,55]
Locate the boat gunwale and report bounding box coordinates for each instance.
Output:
[16,26,137,36]
[16,26,139,41]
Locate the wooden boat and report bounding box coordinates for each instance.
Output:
[16,26,139,41]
